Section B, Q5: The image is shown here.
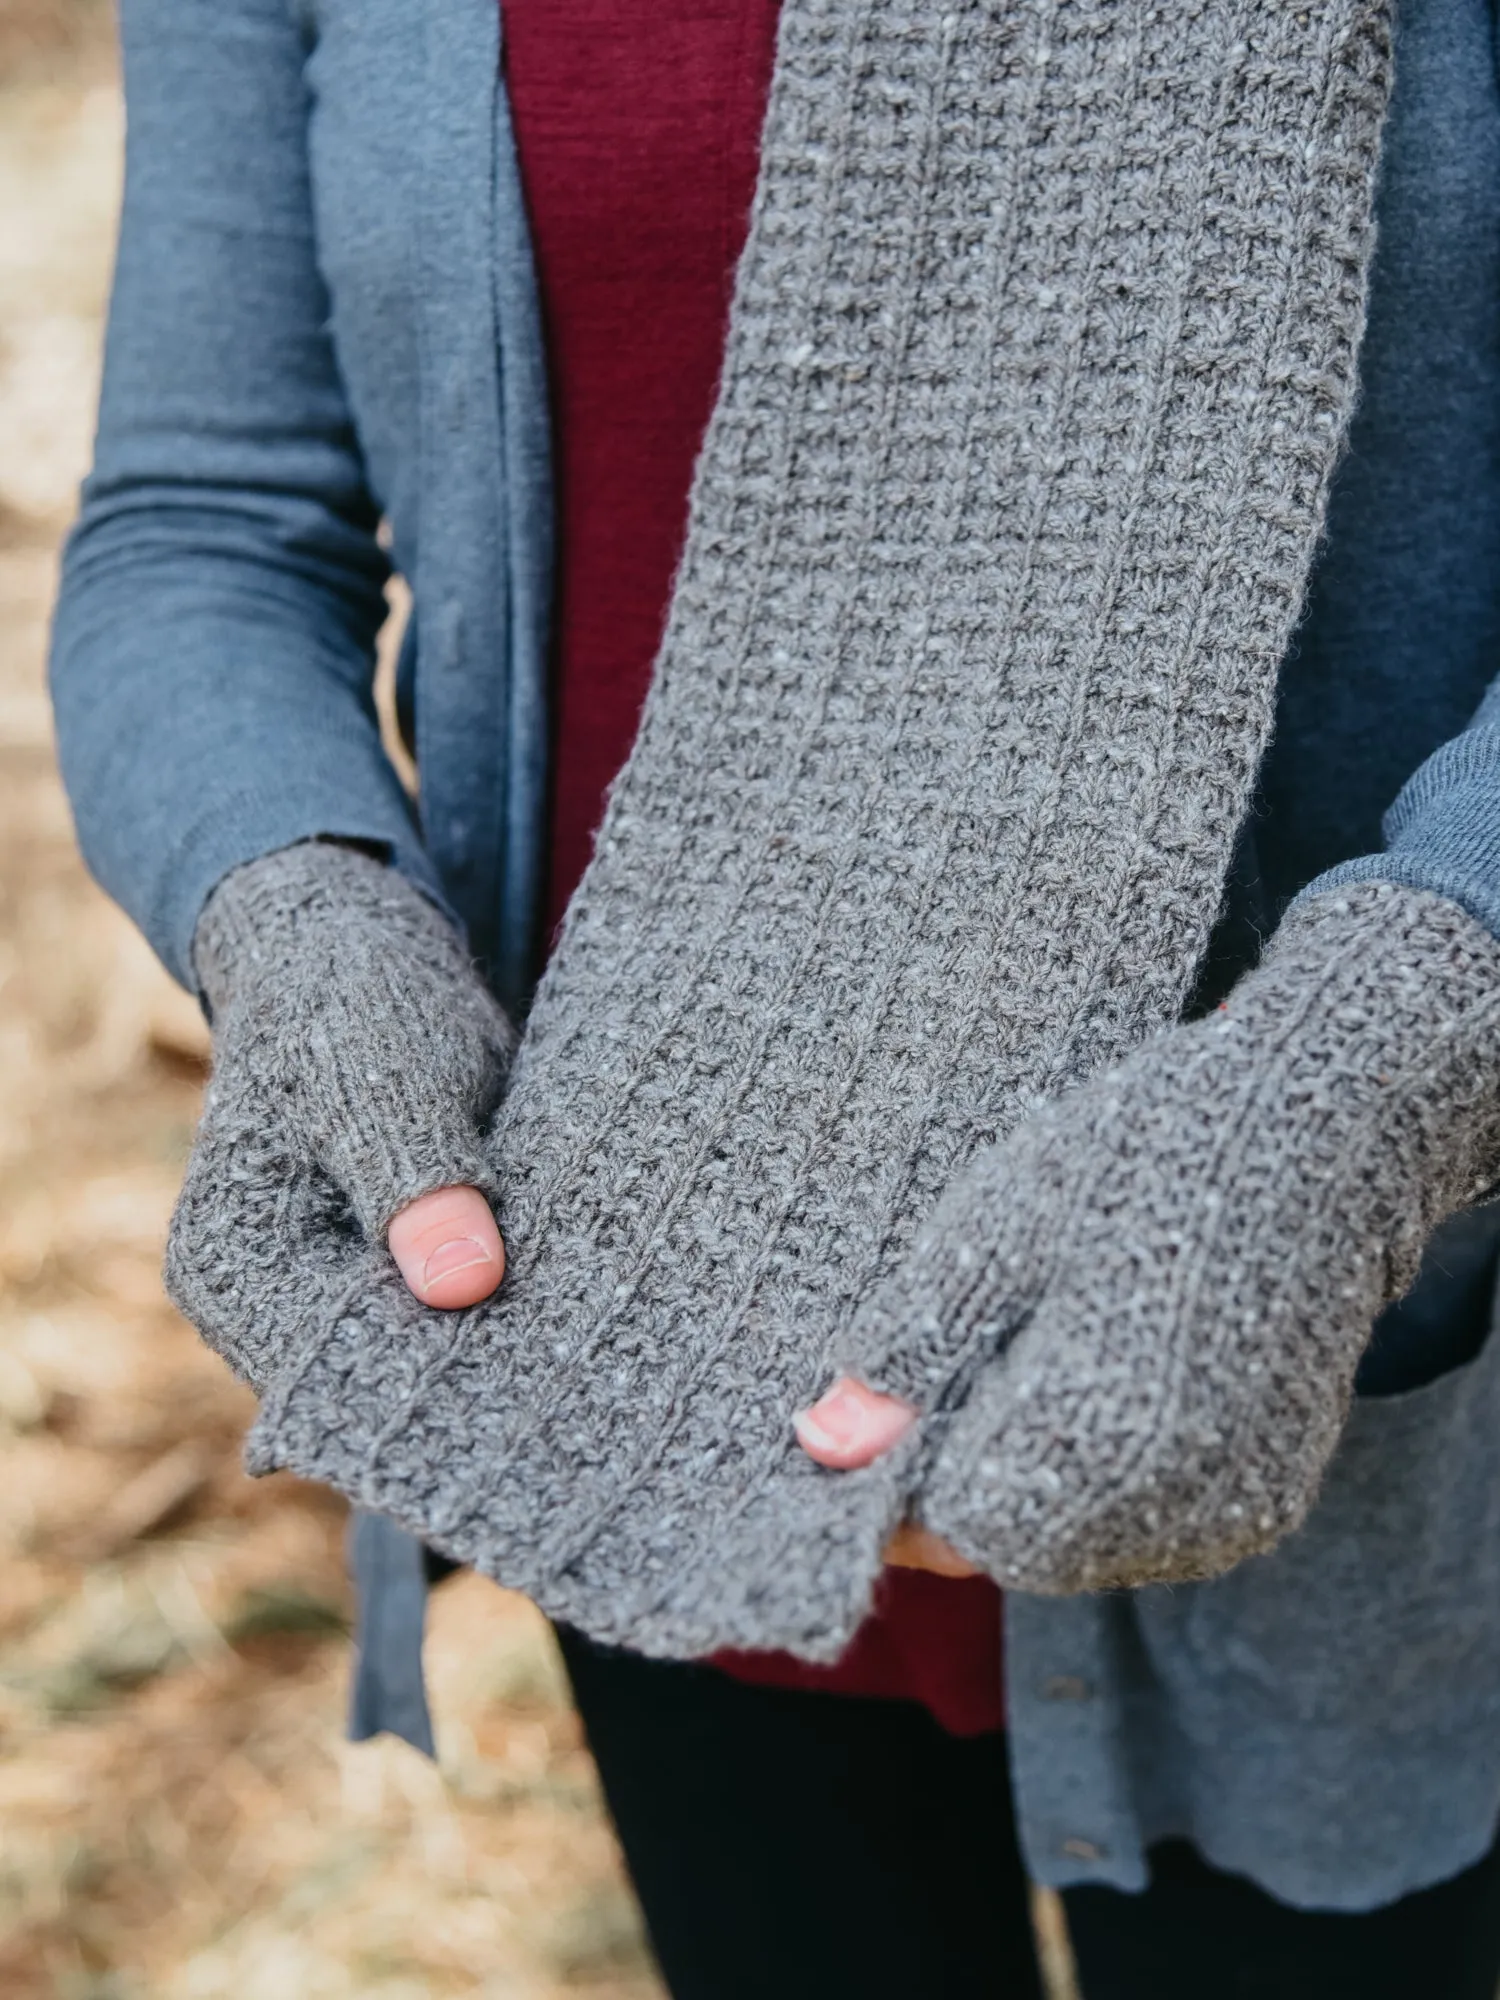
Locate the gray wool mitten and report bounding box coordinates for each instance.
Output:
[837,882,1500,1595]
[165,841,514,1389]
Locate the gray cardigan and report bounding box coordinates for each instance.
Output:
[50,0,1500,1910]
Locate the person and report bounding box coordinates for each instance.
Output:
[47,0,1500,1993]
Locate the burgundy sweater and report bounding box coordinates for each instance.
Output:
[504,0,1003,1736]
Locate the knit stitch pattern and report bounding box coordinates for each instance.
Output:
[851,883,1500,1593]
[168,842,514,1386]
[243,0,1395,1657]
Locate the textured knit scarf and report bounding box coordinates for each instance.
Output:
[252,0,1397,1657]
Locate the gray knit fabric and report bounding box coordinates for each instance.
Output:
[229,0,1397,1656]
[845,882,1500,1594]
[167,841,514,1387]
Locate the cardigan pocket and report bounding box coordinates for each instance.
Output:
[1135,1275,1500,1737]
[1111,1277,1500,1909]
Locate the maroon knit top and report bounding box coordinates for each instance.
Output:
[504,0,1003,1736]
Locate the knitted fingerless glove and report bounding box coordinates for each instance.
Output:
[839,882,1500,1593]
[219,0,1395,1655]
[242,881,1500,1660]
[165,842,514,1388]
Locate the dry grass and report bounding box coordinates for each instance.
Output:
[0,0,112,87]
[0,21,662,1999]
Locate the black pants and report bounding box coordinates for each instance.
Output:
[558,1628,1500,2000]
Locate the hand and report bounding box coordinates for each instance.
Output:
[795,1377,978,1577]
[166,842,514,1387]
[170,843,946,1657]
[387,1184,505,1309]
[813,884,1500,1594]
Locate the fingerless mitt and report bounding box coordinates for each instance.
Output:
[166,842,514,1387]
[844,883,1500,1592]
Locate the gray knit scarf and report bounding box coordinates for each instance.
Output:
[249,0,1396,1656]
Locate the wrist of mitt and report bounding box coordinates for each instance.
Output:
[167,841,514,1388]
[192,840,514,1234]
[841,881,1500,1594]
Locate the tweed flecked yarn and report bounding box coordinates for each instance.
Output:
[167,843,514,1387]
[850,883,1500,1595]
[231,0,1399,1657]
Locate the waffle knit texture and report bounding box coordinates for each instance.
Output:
[854,882,1500,1593]
[167,842,514,1387]
[504,0,1004,1734]
[212,0,1397,1657]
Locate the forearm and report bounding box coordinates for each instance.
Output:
[51,553,438,990]
[50,0,427,989]
[1300,681,1500,944]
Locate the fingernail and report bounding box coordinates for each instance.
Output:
[422,1237,496,1288]
[794,1383,870,1453]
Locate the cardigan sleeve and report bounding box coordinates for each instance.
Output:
[48,0,447,991]
[1301,682,1500,939]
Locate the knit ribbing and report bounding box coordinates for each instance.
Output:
[169,843,514,1384]
[246,0,1396,1657]
[872,882,1500,1593]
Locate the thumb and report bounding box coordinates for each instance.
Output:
[793,1375,917,1468]
[387,1184,505,1308]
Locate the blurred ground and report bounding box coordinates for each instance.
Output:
[0,10,1081,1999]
[0,13,663,1998]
